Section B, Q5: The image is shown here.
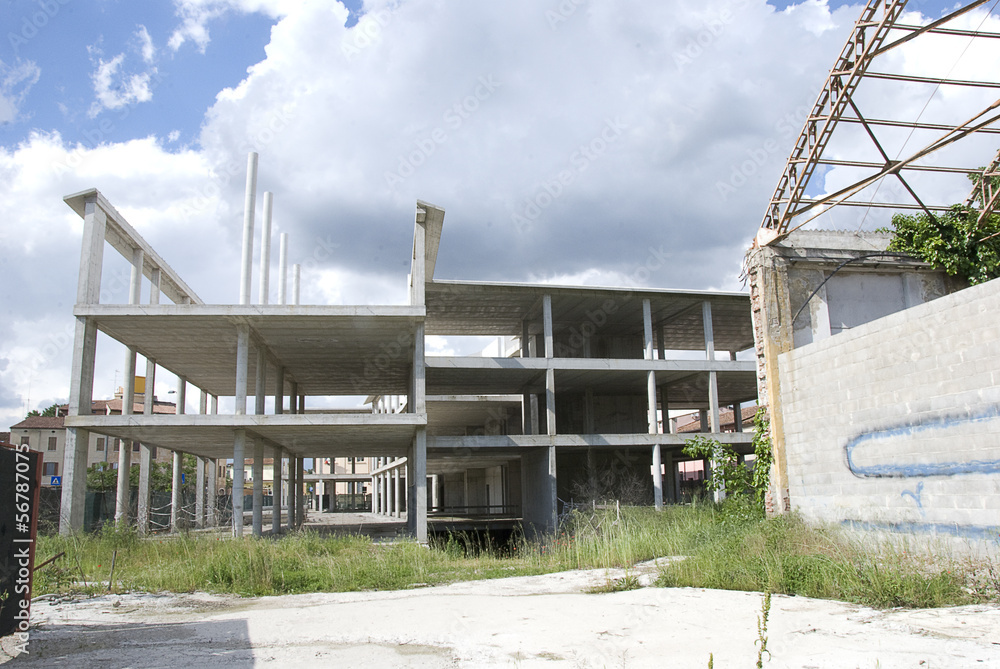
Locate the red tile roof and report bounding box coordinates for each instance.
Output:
[675,405,766,433]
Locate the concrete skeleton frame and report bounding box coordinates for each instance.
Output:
[60,154,759,540]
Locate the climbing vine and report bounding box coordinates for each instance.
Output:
[681,406,772,514]
[750,407,772,513]
[879,172,1000,286]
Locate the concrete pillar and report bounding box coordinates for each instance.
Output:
[371,472,379,513]
[195,390,207,529]
[521,446,557,538]
[703,301,720,433]
[137,340,157,536]
[386,469,394,517]
[252,348,267,537]
[296,456,305,527]
[169,378,187,532]
[543,295,556,435]
[664,451,676,503]
[258,191,273,305]
[430,474,439,512]
[207,395,219,527]
[287,457,295,529]
[239,152,258,306]
[170,450,182,532]
[272,447,283,535]
[115,247,143,526]
[278,233,288,305]
[195,456,206,529]
[408,429,427,542]
[292,264,301,306]
[393,467,401,517]
[233,323,250,537]
[61,194,107,535]
[521,320,533,435]
[644,299,663,509]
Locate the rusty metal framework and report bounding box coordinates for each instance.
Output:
[757,0,1000,246]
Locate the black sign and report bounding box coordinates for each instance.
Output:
[0,444,42,639]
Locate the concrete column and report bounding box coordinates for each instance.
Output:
[393,467,401,517]
[169,378,186,532]
[170,451,182,532]
[195,390,207,529]
[296,456,305,527]
[664,451,676,504]
[258,191,273,305]
[272,447,283,535]
[252,348,267,537]
[521,446,557,538]
[521,320,533,435]
[413,322,426,414]
[239,152,258,306]
[430,474,440,512]
[207,395,219,527]
[137,334,157,536]
[232,430,246,537]
[116,349,136,525]
[703,301,720,433]
[704,303,723,503]
[286,457,295,529]
[371,472,379,514]
[543,295,556,436]
[386,470,394,517]
[644,299,663,510]
[61,195,107,535]
[195,456,206,529]
[278,233,289,305]
[408,429,428,542]
[115,246,143,526]
[527,332,540,435]
[233,323,250,537]
[292,264,301,306]
[275,367,285,414]
[207,458,218,527]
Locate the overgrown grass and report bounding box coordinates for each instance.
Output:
[32,502,1000,609]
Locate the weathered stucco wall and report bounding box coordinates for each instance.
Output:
[777,276,1000,543]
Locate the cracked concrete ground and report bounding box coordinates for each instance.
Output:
[3,564,1000,668]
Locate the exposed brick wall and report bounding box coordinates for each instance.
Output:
[777,276,1000,543]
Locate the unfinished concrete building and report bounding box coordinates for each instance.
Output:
[60,157,758,540]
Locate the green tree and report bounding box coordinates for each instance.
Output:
[86,459,194,493]
[881,172,1000,286]
[26,403,61,419]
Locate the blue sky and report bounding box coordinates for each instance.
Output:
[0,0,997,426]
[0,1,965,152]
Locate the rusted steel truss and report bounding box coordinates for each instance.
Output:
[757,0,1000,246]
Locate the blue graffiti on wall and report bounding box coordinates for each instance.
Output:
[844,404,1000,478]
[842,519,1000,543]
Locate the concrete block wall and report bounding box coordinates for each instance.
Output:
[777,276,1000,543]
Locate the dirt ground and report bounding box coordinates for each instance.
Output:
[3,559,999,668]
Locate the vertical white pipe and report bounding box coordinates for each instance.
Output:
[278,232,288,306]
[239,152,258,306]
[293,263,301,305]
[259,191,273,306]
